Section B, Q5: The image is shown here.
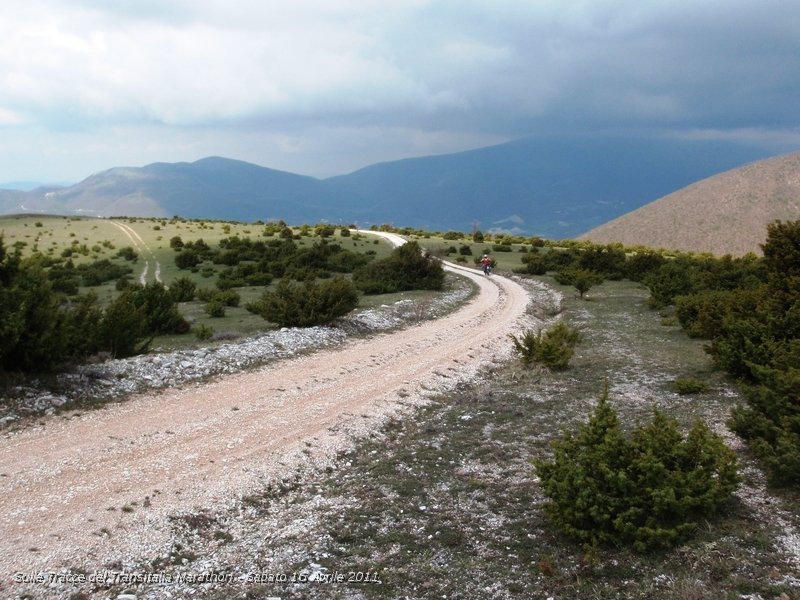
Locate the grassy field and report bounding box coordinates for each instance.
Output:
[189,277,800,600]
[409,233,533,273]
[1,215,529,352]
[0,215,402,350]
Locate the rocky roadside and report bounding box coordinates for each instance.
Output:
[0,277,473,430]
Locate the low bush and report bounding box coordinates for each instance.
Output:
[673,377,710,395]
[353,241,444,294]
[194,324,214,341]
[197,288,239,307]
[246,276,359,327]
[535,388,740,552]
[510,321,581,370]
[554,268,604,298]
[169,276,197,302]
[205,300,226,318]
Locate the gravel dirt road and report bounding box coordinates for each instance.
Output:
[0,234,534,587]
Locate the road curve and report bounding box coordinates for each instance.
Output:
[0,233,533,579]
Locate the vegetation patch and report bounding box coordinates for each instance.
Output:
[133,277,798,600]
[246,276,359,327]
[535,385,740,552]
[510,321,582,370]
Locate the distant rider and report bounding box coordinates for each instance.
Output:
[480,254,492,275]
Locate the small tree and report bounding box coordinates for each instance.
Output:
[97,290,150,358]
[510,322,581,370]
[169,276,197,302]
[535,387,740,552]
[555,268,604,298]
[128,282,187,334]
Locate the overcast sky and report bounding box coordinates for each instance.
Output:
[1,0,799,182]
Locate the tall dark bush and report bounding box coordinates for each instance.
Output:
[98,289,150,358]
[643,259,698,308]
[353,241,444,294]
[707,222,800,484]
[128,282,187,334]
[247,276,358,327]
[169,276,197,302]
[535,388,739,551]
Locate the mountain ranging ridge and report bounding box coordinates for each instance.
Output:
[0,135,781,239]
[579,151,800,256]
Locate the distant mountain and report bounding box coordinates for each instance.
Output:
[327,135,774,237]
[23,157,350,223]
[579,151,800,256]
[0,181,71,191]
[3,135,782,238]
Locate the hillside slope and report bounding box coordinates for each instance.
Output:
[326,134,769,237]
[33,157,343,223]
[3,135,776,237]
[580,151,800,255]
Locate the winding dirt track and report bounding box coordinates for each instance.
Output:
[0,234,532,578]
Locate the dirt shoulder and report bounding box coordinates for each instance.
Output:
[0,258,536,588]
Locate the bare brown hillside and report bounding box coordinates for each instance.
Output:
[579,151,800,255]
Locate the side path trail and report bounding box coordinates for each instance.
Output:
[0,232,534,579]
[110,220,162,285]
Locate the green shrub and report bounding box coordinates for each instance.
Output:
[194,324,214,341]
[128,282,187,334]
[519,251,548,275]
[213,289,240,307]
[205,300,226,318]
[116,246,138,262]
[644,259,698,308]
[169,276,197,302]
[674,377,710,395]
[534,388,740,552]
[623,251,666,282]
[97,289,150,358]
[577,245,627,280]
[353,241,444,294]
[554,268,604,298]
[730,364,800,486]
[175,249,201,270]
[246,276,359,327]
[510,321,581,370]
[197,287,240,307]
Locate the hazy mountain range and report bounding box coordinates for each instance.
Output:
[0,134,783,240]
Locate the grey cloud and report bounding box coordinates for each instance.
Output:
[1,0,799,180]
